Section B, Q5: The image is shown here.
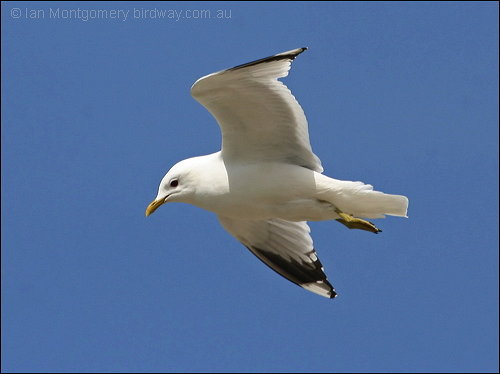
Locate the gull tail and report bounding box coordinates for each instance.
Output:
[327,180,409,219]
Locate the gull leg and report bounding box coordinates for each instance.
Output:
[335,209,382,234]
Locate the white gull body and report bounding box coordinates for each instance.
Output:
[146,48,408,298]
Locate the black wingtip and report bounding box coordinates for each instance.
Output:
[327,282,338,299]
[275,47,308,60]
[228,47,308,72]
[291,47,308,59]
[330,286,338,298]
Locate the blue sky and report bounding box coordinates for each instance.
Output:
[2,2,498,372]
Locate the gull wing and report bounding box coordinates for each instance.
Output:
[218,216,336,298]
[191,48,323,172]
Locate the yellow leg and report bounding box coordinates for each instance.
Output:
[335,209,382,234]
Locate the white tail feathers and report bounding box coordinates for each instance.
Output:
[328,181,409,219]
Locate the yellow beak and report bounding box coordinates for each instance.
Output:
[145,198,166,217]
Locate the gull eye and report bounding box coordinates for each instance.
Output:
[170,179,179,188]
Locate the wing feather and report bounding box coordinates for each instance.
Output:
[191,48,323,172]
[218,216,336,298]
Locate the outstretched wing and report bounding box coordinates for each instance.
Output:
[191,47,323,172]
[218,216,336,298]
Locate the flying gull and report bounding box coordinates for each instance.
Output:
[146,47,409,298]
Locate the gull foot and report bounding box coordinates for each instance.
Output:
[335,210,382,234]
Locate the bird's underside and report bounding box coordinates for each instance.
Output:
[147,47,409,299]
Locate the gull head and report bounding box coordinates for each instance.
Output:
[145,158,198,217]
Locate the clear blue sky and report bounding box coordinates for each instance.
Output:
[2,2,498,372]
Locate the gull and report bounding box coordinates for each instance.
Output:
[145,48,408,298]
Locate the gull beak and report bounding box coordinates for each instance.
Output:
[145,198,166,217]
